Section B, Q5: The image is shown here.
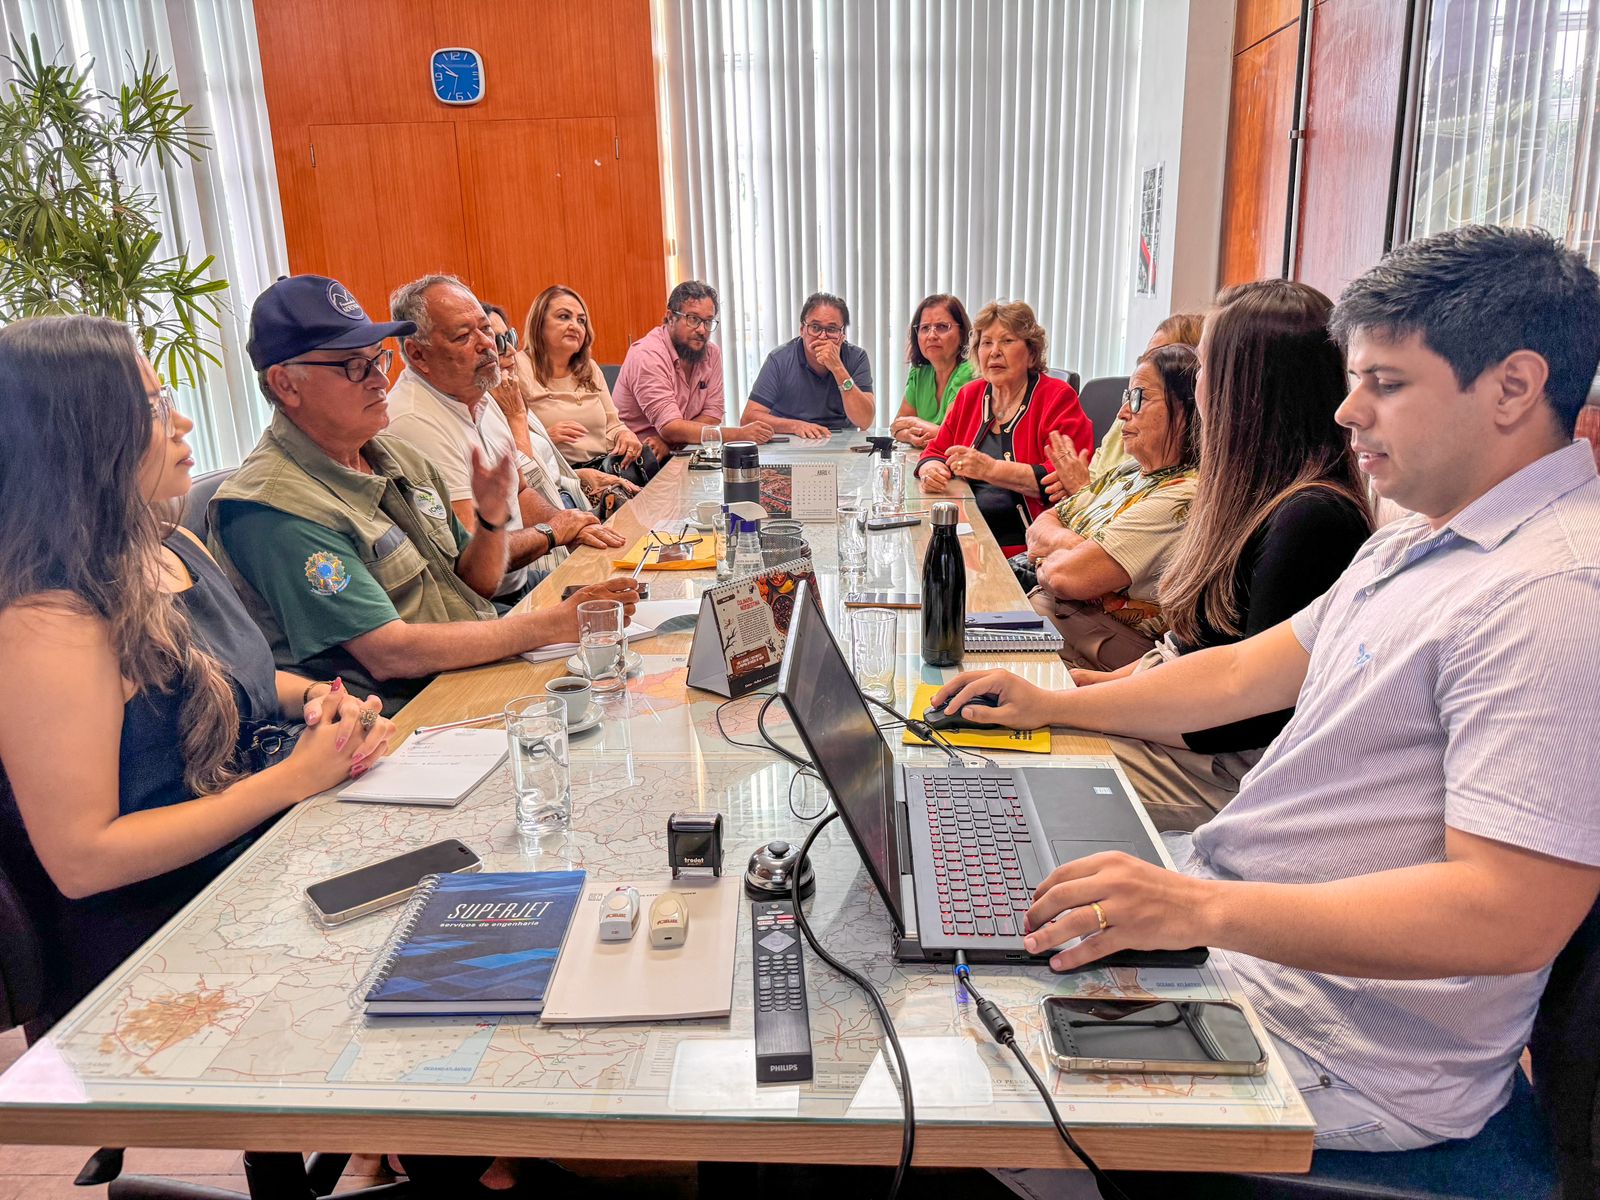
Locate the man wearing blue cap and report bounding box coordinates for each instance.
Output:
[209,275,637,714]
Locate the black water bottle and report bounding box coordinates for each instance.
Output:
[723,442,760,509]
[921,501,966,667]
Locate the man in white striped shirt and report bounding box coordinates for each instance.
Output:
[941,225,1600,1159]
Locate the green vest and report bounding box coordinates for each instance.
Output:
[208,411,497,699]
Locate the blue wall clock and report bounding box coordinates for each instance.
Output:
[431,48,484,105]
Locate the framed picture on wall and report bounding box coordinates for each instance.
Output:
[1137,163,1163,296]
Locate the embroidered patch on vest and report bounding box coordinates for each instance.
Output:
[304,551,350,595]
[412,486,448,521]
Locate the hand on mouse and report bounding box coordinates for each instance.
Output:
[931,669,1059,730]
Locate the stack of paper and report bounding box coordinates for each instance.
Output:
[338,727,508,806]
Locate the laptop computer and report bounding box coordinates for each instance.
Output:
[775,581,1207,968]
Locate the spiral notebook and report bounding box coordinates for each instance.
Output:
[963,627,1063,653]
[361,870,585,1016]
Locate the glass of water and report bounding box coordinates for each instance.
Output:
[837,501,866,569]
[577,599,628,692]
[699,424,723,464]
[505,696,569,833]
[850,608,898,705]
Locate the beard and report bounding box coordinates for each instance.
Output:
[473,360,503,392]
[672,334,707,363]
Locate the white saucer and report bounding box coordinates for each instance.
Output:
[566,650,644,678]
[565,708,603,735]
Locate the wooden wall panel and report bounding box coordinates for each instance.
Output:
[1219,23,1299,286]
[1294,0,1410,299]
[1235,0,1302,53]
[253,0,665,363]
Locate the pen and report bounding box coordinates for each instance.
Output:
[414,712,506,736]
[631,546,651,580]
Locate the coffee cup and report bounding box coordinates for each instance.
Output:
[691,499,722,528]
[544,675,596,724]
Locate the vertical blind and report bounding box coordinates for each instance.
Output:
[655,0,1145,420]
[1409,0,1600,271]
[0,0,286,471]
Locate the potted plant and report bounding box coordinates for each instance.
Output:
[0,33,227,386]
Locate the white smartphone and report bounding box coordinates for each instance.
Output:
[843,590,921,608]
[304,839,483,926]
[1040,997,1268,1076]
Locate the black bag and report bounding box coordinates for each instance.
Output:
[1008,551,1039,592]
[596,444,662,488]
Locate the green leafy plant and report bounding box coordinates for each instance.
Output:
[0,34,227,386]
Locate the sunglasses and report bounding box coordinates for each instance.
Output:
[494,329,518,354]
[290,347,393,383]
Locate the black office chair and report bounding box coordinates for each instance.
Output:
[1076,376,1128,447]
[1115,898,1600,1200]
[179,468,234,541]
[599,362,622,391]
[0,838,413,1199]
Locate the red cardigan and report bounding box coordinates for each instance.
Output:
[916,374,1093,523]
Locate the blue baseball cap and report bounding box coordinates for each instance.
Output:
[247,275,416,371]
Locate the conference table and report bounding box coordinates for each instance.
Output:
[0,435,1313,1178]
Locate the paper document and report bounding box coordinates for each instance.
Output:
[540,878,740,1022]
[337,727,507,806]
[517,600,700,664]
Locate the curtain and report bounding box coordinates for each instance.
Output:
[1409,0,1600,271]
[655,0,1145,420]
[0,0,287,471]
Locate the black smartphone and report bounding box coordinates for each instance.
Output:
[305,839,482,926]
[1039,997,1268,1076]
[563,582,648,600]
[865,515,922,531]
[843,590,921,608]
[766,435,792,443]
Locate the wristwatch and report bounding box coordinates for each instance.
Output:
[839,377,856,392]
[533,521,558,550]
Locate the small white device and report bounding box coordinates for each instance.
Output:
[598,886,640,942]
[648,892,690,948]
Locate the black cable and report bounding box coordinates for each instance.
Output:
[863,693,997,769]
[713,691,809,768]
[953,953,1128,1200]
[791,813,914,1200]
[786,765,828,821]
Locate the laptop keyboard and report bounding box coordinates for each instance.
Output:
[912,773,1036,939]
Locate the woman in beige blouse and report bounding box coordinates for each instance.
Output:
[519,285,643,470]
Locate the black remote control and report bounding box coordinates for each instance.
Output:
[751,899,813,1083]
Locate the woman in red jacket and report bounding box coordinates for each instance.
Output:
[915,300,1092,554]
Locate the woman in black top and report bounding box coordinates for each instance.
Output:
[0,316,398,1032]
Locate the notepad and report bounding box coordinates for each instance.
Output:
[338,727,507,806]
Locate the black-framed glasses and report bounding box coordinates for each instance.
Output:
[917,321,956,337]
[803,320,845,340]
[494,329,518,354]
[289,347,393,383]
[1122,386,1162,414]
[672,310,718,333]
[148,384,176,427]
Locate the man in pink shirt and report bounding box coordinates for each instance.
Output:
[612,281,773,460]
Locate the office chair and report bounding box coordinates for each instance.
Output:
[0,847,414,1199]
[179,468,235,541]
[1045,367,1082,394]
[1075,376,1128,446]
[600,362,622,391]
[1115,897,1600,1200]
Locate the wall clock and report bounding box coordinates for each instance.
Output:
[431,48,484,105]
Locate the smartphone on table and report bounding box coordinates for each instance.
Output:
[305,839,482,926]
[843,591,921,609]
[1039,997,1268,1075]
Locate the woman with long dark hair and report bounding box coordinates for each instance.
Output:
[0,315,396,1031]
[935,281,1372,828]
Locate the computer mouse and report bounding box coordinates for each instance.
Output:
[922,693,1002,732]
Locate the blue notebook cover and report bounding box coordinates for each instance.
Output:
[363,870,586,1015]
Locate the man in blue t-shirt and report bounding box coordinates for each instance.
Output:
[742,292,875,437]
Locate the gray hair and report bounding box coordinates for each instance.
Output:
[256,370,281,409]
[390,273,474,365]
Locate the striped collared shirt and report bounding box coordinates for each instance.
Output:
[1185,441,1600,1138]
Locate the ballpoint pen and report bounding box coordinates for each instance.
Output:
[413,712,507,736]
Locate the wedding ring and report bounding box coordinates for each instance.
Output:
[1090,901,1109,932]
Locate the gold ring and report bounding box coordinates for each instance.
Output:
[358,708,377,731]
[1091,901,1109,932]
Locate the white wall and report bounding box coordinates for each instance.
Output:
[1124,0,1235,363]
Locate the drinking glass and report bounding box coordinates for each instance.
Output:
[837,501,866,569]
[699,425,723,464]
[505,696,570,833]
[850,608,898,705]
[577,599,628,692]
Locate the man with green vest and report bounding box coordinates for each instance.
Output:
[210,274,637,713]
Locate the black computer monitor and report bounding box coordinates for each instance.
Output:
[775,581,906,929]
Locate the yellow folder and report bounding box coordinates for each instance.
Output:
[612,533,723,571]
[902,682,1052,754]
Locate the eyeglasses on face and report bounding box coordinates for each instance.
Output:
[917,321,956,337]
[672,311,717,333]
[148,384,176,427]
[289,347,394,383]
[1122,386,1163,414]
[494,329,518,354]
[803,321,845,340]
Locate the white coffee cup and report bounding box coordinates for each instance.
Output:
[544,675,596,724]
[691,499,722,528]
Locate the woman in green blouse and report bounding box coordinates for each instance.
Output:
[889,293,976,448]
